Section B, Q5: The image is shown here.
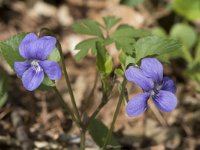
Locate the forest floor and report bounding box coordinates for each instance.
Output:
[0,0,200,150]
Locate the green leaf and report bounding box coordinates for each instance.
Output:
[38,76,55,91]
[114,68,124,76]
[4,32,27,52]
[151,27,167,38]
[135,35,181,62]
[74,38,99,61]
[119,51,136,70]
[111,25,150,39]
[119,51,127,70]
[102,38,114,46]
[170,23,197,49]
[88,118,120,148]
[103,16,121,30]
[72,19,103,37]
[48,48,61,62]
[125,56,136,67]
[111,25,150,55]
[120,0,144,7]
[0,71,8,108]
[195,37,200,64]
[43,76,55,86]
[186,62,200,82]
[172,0,200,21]
[0,93,8,108]
[0,33,27,69]
[105,55,113,75]
[115,37,136,55]
[75,48,89,61]
[96,42,107,72]
[96,42,113,77]
[182,45,193,64]
[156,54,171,64]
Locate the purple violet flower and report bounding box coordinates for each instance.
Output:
[125,58,177,117]
[14,33,62,91]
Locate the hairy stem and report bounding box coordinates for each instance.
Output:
[57,42,81,122]
[102,79,126,149]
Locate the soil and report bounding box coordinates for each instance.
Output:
[0,0,200,150]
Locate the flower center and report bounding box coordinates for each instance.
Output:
[31,60,41,72]
[150,83,162,96]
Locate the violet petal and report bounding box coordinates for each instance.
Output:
[22,67,44,91]
[14,61,31,78]
[19,33,38,59]
[141,58,163,83]
[39,60,62,80]
[125,66,154,92]
[161,76,176,93]
[19,33,56,60]
[153,90,177,112]
[126,92,150,117]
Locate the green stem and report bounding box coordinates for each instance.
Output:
[57,42,81,122]
[80,130,86,150]
[102,79,126,150]
[53,86,80,128]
